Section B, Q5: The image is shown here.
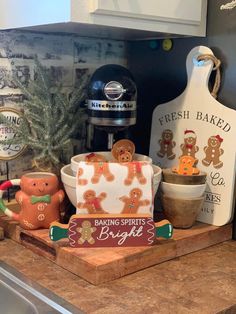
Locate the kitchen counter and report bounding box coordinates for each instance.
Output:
[0,238,236,314]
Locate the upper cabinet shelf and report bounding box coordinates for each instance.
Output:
[0,0,208,40]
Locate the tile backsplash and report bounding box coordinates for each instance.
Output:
[0,30,127,180]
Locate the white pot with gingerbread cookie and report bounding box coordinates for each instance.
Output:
[160,156,207,228]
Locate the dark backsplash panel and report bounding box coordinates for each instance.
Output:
[0,30,127,180]
[127,0,236,155]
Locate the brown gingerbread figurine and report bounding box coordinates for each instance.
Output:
[89,162,114,184]
[77,189,108,214]
[118,151,133,162]
[86,154,114,184]
[157,129,176,160]
[111,139,135,161]
[1,172,65,230]
[77,220,96,245]
[172,155,200,175]
[77,167,88,186]
[119,188,150,214]
[202,135,224,169]
[85,153,107,162]
[180,129,199,161]
[121,161,147,185]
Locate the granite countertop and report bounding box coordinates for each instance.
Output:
[0,238,236,314]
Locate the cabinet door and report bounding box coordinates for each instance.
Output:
[89,0,203,25]
[0,0,70,29]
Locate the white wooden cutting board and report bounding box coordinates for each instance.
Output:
[149,46,236,226]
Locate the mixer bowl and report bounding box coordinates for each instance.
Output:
[61,163,162,208]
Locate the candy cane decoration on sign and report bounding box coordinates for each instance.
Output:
[0,179,21,220]
[68,218,77,247]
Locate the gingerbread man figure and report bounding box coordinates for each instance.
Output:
[77,168,88,186]
[118,151,133,162]
[85,153,107,162]
[119,188,150,214]
[180,130,199,161]
[172,155,200,175]
[157,129,176,160]
[77,190,107,214]
[202,135,224,169]
[111,139,135,161]
[88,162,114,184]
[15,174,64,230]
[77,220,96,245]
[121,161,147,185]
[85,154,114,184]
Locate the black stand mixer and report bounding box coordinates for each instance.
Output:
[87,64,137,149]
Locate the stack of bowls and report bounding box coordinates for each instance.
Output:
[160,169,207,229]
[61,151,162,208]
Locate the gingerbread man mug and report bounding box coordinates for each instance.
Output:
[0,172,64,230]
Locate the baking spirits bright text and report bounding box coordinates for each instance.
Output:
[97,225,144,245]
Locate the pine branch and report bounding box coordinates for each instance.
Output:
[53,134,72,150]
[24,112,44,126]
[0,136,23,145]
[26,141,45,150]
[0,58,89,171]
[68,76,88,110]
[24,98,46,111]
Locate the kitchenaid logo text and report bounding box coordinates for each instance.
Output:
[158,110,231,132]
[88,100,136,111]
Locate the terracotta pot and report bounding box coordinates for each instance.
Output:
[161,194,204,229]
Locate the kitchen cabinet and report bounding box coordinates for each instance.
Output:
[0,0,207,40]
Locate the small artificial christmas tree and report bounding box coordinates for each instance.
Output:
[0,58,88,175]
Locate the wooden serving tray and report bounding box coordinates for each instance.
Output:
[0,201,232,285]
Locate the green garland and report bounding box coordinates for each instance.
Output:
[0,58,88,173]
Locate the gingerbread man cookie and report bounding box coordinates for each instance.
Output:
[172,155,200,175]
[121,161,147,185]
[180,129,199,161]
[77,190,107,214]
[111,139,135,161]
[118,151,133,162]
[87,161,114,184]
[77,168,88,186]
[77,220,96,245]
[157,129,176,160]
[85,153,107,162]
[85,152,114,184]
[119,188,150,214]
[202,135,224,169]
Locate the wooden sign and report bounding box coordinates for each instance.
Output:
[0,107,26,160]
[149,46,236,226]
[49,214,173,247]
